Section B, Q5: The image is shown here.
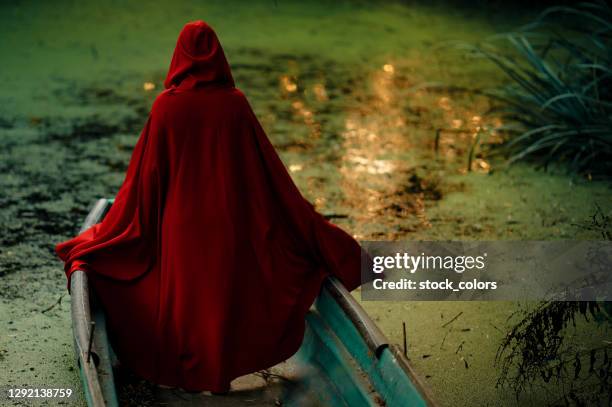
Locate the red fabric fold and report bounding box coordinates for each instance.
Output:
[55,20,361,392]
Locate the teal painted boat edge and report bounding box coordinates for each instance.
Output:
[297,311,381,406]
[315,280,436,406]
[290,324,353,406]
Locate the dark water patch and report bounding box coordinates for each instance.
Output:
[114,368,156,407]
[78,134,136,173]
[41,113,141,144]
[71,86,134,106]
[274,139,313,152]
[0,193,84,246]
[405,169,444,201]
[372,166,449,234]
[0,245,50,278]
[53,79,155,109]
[0,116,14,129]
[0,126,44,151]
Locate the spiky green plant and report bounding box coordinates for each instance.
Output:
[477,1,612,175]
[495,204,612,405]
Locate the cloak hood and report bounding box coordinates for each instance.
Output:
[164,20,234,89]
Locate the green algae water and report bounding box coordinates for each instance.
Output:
[0,1,610,406]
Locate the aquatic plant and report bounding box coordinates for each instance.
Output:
[495,206,612,405]
[476,1,612,176]
[496,301,611,405]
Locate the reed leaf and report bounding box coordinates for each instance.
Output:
[472,0,612,174]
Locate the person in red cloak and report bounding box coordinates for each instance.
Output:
[55,20,362,393]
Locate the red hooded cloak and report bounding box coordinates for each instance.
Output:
[55,20,361,392]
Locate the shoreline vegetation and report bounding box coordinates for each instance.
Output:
[474,1,612,177]
[0,1,610,406]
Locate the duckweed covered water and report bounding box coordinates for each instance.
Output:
[1,1,610,406]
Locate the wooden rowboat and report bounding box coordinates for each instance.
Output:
[71,198,436,406]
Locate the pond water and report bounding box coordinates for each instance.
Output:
[0,1,610,406]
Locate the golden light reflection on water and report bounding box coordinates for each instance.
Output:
[373,64,395,104]
[438,96,451,111]
[290,100,320,138]
[382,64,395,74]
[313,83,328,101]
[432,93,500,173]
[347,155,395,175]
[277,71,323,139]
[314,196,326,209]
[475,159,490,171]
[335,59,506,236]
[288,164,303,172]
[271,59,502,238]
[280,75,297,93]
[338,62,433,236]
